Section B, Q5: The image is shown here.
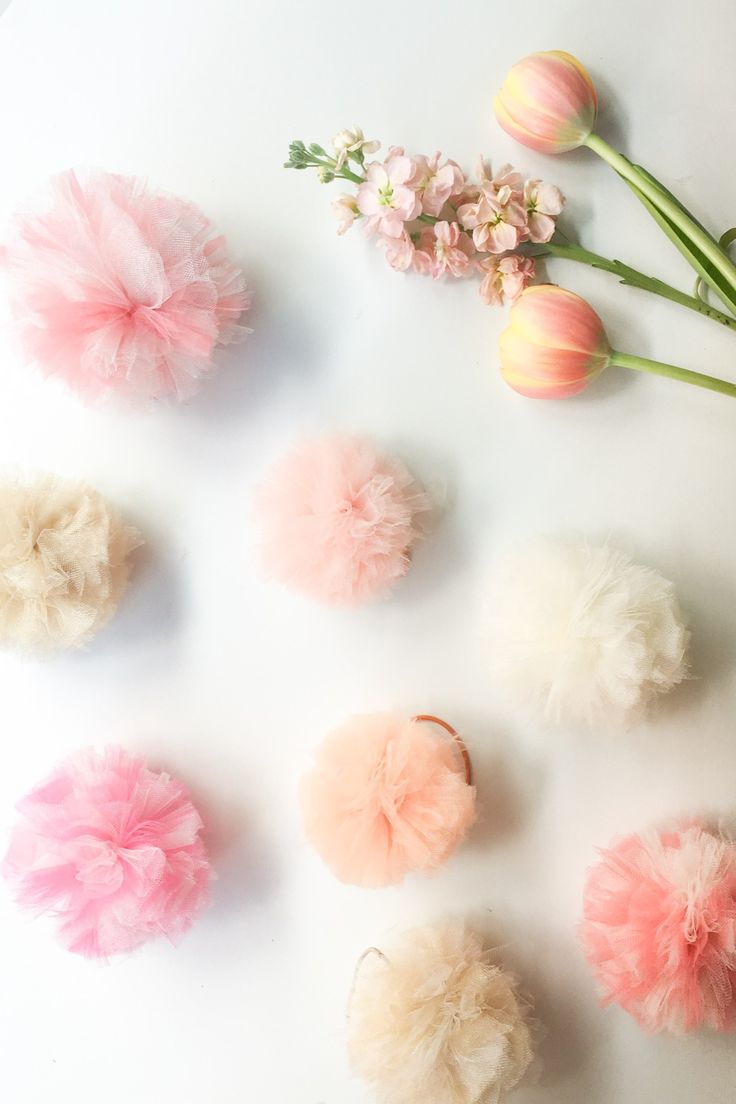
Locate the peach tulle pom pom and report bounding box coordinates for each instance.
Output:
[580,823,736,1033]
[256,435,431,606]
[2,746,211,958]
[300,713,476,887]
[2,169,251,402]
[348,924,534,1104]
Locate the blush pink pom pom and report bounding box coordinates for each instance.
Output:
[2,169,251,402]
[2,746,211,958]
[580,823,736,1033]
[300,713,476,887]
[256,435,431,606]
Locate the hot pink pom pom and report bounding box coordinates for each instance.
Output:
[256,435,431,606]
[580,823,736,1033]
[2,169,251,401]
[300,713,476,887]
[2,746,211,957]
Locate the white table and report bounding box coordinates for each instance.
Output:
[0,1,735,1101]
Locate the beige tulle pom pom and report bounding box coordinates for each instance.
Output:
[348,924,534,1104]
[0,476,141,653]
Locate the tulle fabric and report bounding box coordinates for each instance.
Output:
[2,746,211,957]
[348,924,534,1104]
[0,475,140,653]
[2,169,251,401]
[256,435,431,606]
[300,714,476,887]
[580,823,736,1033]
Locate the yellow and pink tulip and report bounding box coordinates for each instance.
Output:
[494,52,736,316]
[499,286,736,400]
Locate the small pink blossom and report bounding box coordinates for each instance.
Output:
[414,221,474,279]
[381,230,415,272]
[411,152,466,217]
[332,126,380,171]
[332,194,359,235]
[357,154,422,238]
[458,162,527,253]
[478,254,536,306]
[524,180,565,242]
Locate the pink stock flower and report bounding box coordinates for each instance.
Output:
[411,153,465,218]
[332,193,359,235]
[357,153,421,238]
[332,126,380,171]
[524,180,565,243]
[381,231,416,272]
[458,163,527,253]
[478,254,535,306]
[414,222,474,279]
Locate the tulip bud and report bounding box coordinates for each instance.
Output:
[499,286,610,398]
[494,51,598,154]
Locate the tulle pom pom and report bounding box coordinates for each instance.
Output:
[2,746,211,957]
[2,169,251,402]
[300,714,475,887]
[0,475,141,653]
[256,435,431,606]
[348,924,534,1104]
[484,536,689,727]
[580,823,736,1034]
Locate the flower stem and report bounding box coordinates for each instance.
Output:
[584,133,736,310]
[609,351,736,397]
[525,239,736,330]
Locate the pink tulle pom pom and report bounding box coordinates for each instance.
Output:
[580,822,736,1033]
[256,435,431,606]
[2,746,211,958]
[2,169,251,401]
[300,713,476,887]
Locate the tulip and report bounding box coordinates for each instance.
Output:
[499,286,736,400]
[494,52,736,315]
[494,51,598,155]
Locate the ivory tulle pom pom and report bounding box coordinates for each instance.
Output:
[348,924,534,1104]
[484,536,689,727]
[0,475,141,653]
[300,713,475,887]
[256,435,431,605]
[2,746,211,957]
[580,823,736,1033]
[2,169,251,401]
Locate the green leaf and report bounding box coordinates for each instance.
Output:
[622,175,736,316]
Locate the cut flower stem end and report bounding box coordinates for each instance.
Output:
[609,351,736,398]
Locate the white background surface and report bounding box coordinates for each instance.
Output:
[0,1,735,1101]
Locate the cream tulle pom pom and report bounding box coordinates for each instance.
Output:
[484,536,689,727]
[255,435,431,606]
[2,169,251,402]
[580,823,736,1033]
[300,714,476,887]
[0,476,141,653]
[348,924,534,1104]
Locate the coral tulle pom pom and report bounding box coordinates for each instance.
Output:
[2,169,251,402]
[256,435,431,606]
[0,474,141,654]
[580,823,736,1033]
[348,924,534,1104]
[300,713,476,887]
[2,746,211,957]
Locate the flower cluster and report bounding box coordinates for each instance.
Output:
[285,128,564,306]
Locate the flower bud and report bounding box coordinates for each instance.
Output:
[494,51,598,154]
[499,286,610,398]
